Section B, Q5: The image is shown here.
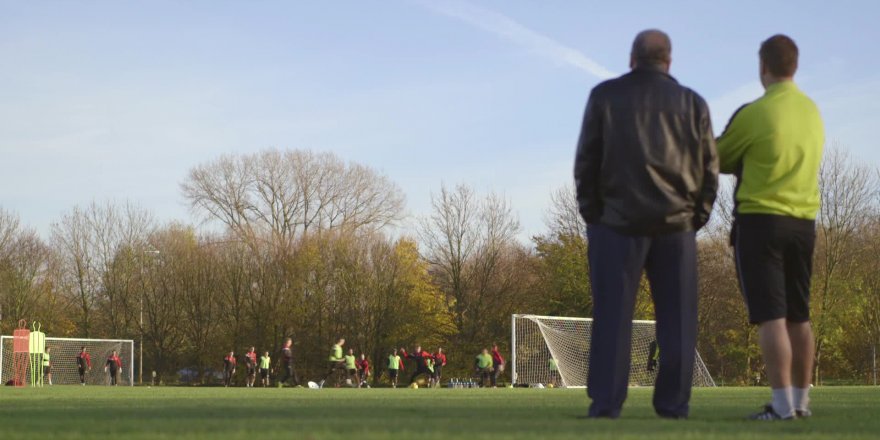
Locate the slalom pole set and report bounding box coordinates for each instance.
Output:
[11,319,47,387]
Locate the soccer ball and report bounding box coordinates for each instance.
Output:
[547,383,555,389]
[410,383,419,389]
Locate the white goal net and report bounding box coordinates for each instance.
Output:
[1,337,134,386]
[512,314,715,388]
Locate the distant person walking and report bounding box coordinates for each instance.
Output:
[223,351,236,387]
[356,353,371,388]
[474,349,493,387]
[574,29,718,418]
[259,351,271,387]
[43,347,52,386]
[278,338,300,387]
[432,348,447,388]
[491,344,505,387]
[244,347,258,388]
[386,349,403,388]
[76,347,92,386]
[105,350,122,386]
[716,34,823,420]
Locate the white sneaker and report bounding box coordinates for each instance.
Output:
[795,409,812,418]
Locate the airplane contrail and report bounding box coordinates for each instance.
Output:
[416,0,617,80]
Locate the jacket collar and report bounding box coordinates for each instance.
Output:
[630,65,678,83]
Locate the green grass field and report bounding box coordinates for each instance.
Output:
[1,386,878,439]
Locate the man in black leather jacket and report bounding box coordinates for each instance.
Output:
[574,29,718,419]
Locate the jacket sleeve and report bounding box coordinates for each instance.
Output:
[716,104,751,174]
[573,89,604,224]
[694,97,719,230]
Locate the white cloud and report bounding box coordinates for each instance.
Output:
[415,0,617,80]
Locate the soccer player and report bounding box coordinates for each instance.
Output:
[647,340,659,372]
[344,349,358,387]
[244,346,258,388]
[43,347,52,386]
[76,346,91,385]
[400,345,434,386]
[278,338,300,387]
[491,343,505,387]
[425,356,436,388]
[475,348,493,387]
[717,34,823,420]
[259,351,271,387]
[433,348,447,388]
[105,350,122,386]
[548,357,559,387]
[574,30,717,419]
[356,353,370,388]
[387,349,403,388]
[223,351,236,387]
[318,338,346,388]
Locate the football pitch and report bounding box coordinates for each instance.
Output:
[1,386,878,439]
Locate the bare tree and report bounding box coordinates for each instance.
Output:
[181,149,405,247]
[544,184,585,240]
[813,146,878,384]
[0,209,52,331]
[51,201,154,337]
[419,183,522,347]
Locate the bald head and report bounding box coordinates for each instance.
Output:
[630,29,671,71]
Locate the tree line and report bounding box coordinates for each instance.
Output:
[1,147,878,385]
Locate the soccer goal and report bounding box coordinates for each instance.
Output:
[1,337,134,386]
[511,314,715,388]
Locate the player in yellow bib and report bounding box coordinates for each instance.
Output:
[318,338,346,388]
[259,352,271,387]
[344,349,358,388]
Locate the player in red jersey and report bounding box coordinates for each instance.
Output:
[105,350,123,386]
[356,353,371,388]
[433,347,447,388]
[76,346,92,385]
[223,351,237,387]
[244,347,258,388]
[491,343,506,388]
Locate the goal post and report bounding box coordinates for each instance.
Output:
[1,336,135,386]
[511,314,715,388]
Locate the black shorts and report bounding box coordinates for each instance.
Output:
[78,366,86,375]
[389,369,398,379]
[260,368,269,379]
[44,366,51,375]
[433,365,442,377]
[733,214,815,324]
[246,365,256,375]
[347,369,357,376]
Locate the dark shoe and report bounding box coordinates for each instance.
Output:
[749,404,794,421]
[581,408,619,419]
[656,410,687,420]
[577,413,617,420]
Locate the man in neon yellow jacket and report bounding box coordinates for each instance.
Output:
[716,34,823,421]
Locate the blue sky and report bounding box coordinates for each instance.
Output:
[2,0,878,241]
